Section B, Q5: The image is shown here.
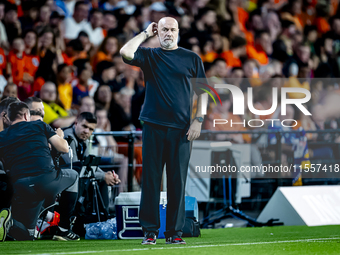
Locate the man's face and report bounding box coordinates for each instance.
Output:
[103,14,117,30]
[297,46,310,63]
[13,38,25,53]
[30,101,45,121]
[203,11,216,27]
[252,15,264,31]
[91,12,103,28]
[74,119,96,141]
[95,109,107,129]
[259,33,272,55]
[214,60,227,78]
[158,18,179,50]
[79,97,95,114]
[40,83,57,103]
[3,85,17,98]
[74,4,89,22]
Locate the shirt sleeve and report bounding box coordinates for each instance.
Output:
[42,121,57,139]
[193,55,209,96]
[122,47,148,68]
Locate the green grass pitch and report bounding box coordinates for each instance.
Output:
[1,225,340,255]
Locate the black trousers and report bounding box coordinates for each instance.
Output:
[139,122,191,238]
[9,169,78,240]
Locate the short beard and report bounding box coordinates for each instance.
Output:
[160,39,176,50]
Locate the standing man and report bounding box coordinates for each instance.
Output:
[120,17,208,245]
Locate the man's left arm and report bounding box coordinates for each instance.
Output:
[187,92,208,141]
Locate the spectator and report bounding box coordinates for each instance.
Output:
[7,37,38,100]
[102,11,117,34]
[94,60,119,90]
[220,36,247,68]
[24,96,44,121]
[63,1,90,41]
[34,28,63,93]
[77,31,92,58]
[19,2,38,32]
[94,84,112,111]
[72,59,92,105]
[62,38,86,66]
[56,63,73,111]
[87,8,104,47]
[246,30,273,65]
[35,5,52,31]
[73,58,99,97]
[210,58,228,84]
[79,96,95,114]
[4,3,21,44]
[0,0,8,49]
[54,0,76,18]
[109,14,140,46]
[2,83,17,99]
[91,36,118,71]
[39,81,76,128]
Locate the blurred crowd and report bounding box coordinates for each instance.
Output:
[0,0,339,164]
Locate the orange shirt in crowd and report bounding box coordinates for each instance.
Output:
[238,7,249,32]
[0,48,6,75]
[62,51,88,66]
[220,50,242,67]
[8,51,40,99]
[91,51,112,70]
[33,77,45,94]
[200,51,218,63]
[8,51,39,85]
[314,17,331,34]
[58,82,73,110]
[246,45,269,65]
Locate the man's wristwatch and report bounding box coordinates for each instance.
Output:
[194,117,204,123]
[143,30,149,39]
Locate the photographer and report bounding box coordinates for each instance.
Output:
[0,102,79,241]
[60,112,120,213]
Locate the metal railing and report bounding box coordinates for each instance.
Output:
[91,129,340,191]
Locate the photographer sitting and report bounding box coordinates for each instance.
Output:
[60,112,120,213]
[0,102,79,241]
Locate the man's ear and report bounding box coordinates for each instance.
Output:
[24,112,30,121]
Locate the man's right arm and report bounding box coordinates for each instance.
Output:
[120,22,157,60]
[49,128,69,153]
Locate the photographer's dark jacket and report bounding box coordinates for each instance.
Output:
[0,120,56,182]
[60,126,105,181]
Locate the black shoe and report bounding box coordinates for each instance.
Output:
[52,229,80,241]
[141,233,156,245]
[0,208,12,242]
[166,236,186,244]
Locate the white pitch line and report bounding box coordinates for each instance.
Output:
[33,237,340,255]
